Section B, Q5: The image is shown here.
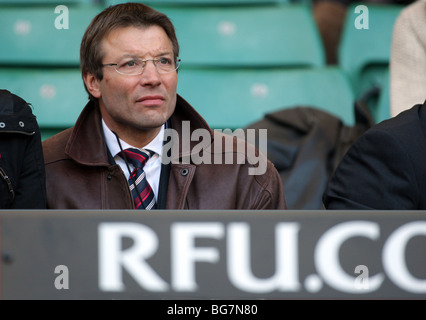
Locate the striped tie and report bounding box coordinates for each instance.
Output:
[120,148,157,210]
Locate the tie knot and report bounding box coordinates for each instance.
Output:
[121,148,155,169]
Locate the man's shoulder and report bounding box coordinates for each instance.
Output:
[368,104,424,143]
[211,129,263,152]
[42,128,73,164]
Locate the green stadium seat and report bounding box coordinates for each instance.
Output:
[148,3,325,68]
[338,3,404,96]
[177,66,355,129]
[0,68,88,140]
[0,5,103,67]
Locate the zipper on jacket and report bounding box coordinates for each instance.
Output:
[0,130,35,135]
[0,167,15,201]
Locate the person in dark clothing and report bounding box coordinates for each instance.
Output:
[323,102,426,210]
[0,89,46,209]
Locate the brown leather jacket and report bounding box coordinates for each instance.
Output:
[42,95,286,210]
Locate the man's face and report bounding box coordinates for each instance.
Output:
[87,25,178,141]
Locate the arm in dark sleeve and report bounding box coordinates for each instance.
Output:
[323,129,418,210]
[12,127,47,209]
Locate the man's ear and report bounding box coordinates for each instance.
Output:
[83,72,101,99]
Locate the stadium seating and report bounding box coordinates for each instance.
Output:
[338,3,403,96]
[0,5,103,67]
[0,68,88,140]
[177,66,355,129]
[0,3,101,139]
[153,3,325,68]
[338,3,404,124]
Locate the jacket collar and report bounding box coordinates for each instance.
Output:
[65,94,213,166]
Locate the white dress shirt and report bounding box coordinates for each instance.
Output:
[102,119,164,202]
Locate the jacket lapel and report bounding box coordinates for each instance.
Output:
[65,100,111,167]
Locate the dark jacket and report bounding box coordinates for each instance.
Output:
[245,102,373,209]
[0,89,46,209]
[42,95,286,210]
[324,103,426,209]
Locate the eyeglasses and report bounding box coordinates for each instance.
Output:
[102,57,181,76]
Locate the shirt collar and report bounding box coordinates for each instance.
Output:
[102,119,164,159]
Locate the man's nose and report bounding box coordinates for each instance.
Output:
[139,61,161,85]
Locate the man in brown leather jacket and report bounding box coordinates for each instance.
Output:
[42,3,286,210]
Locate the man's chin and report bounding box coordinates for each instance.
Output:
[134,116,168,130]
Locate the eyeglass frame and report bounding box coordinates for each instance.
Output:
[101,57,181,76]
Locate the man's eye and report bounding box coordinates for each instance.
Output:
[121,60,138,68]
[158,58,172,65]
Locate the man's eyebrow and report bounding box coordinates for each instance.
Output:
[109,54,137,61]
[118,52,174,59]
[157,51,173,56]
